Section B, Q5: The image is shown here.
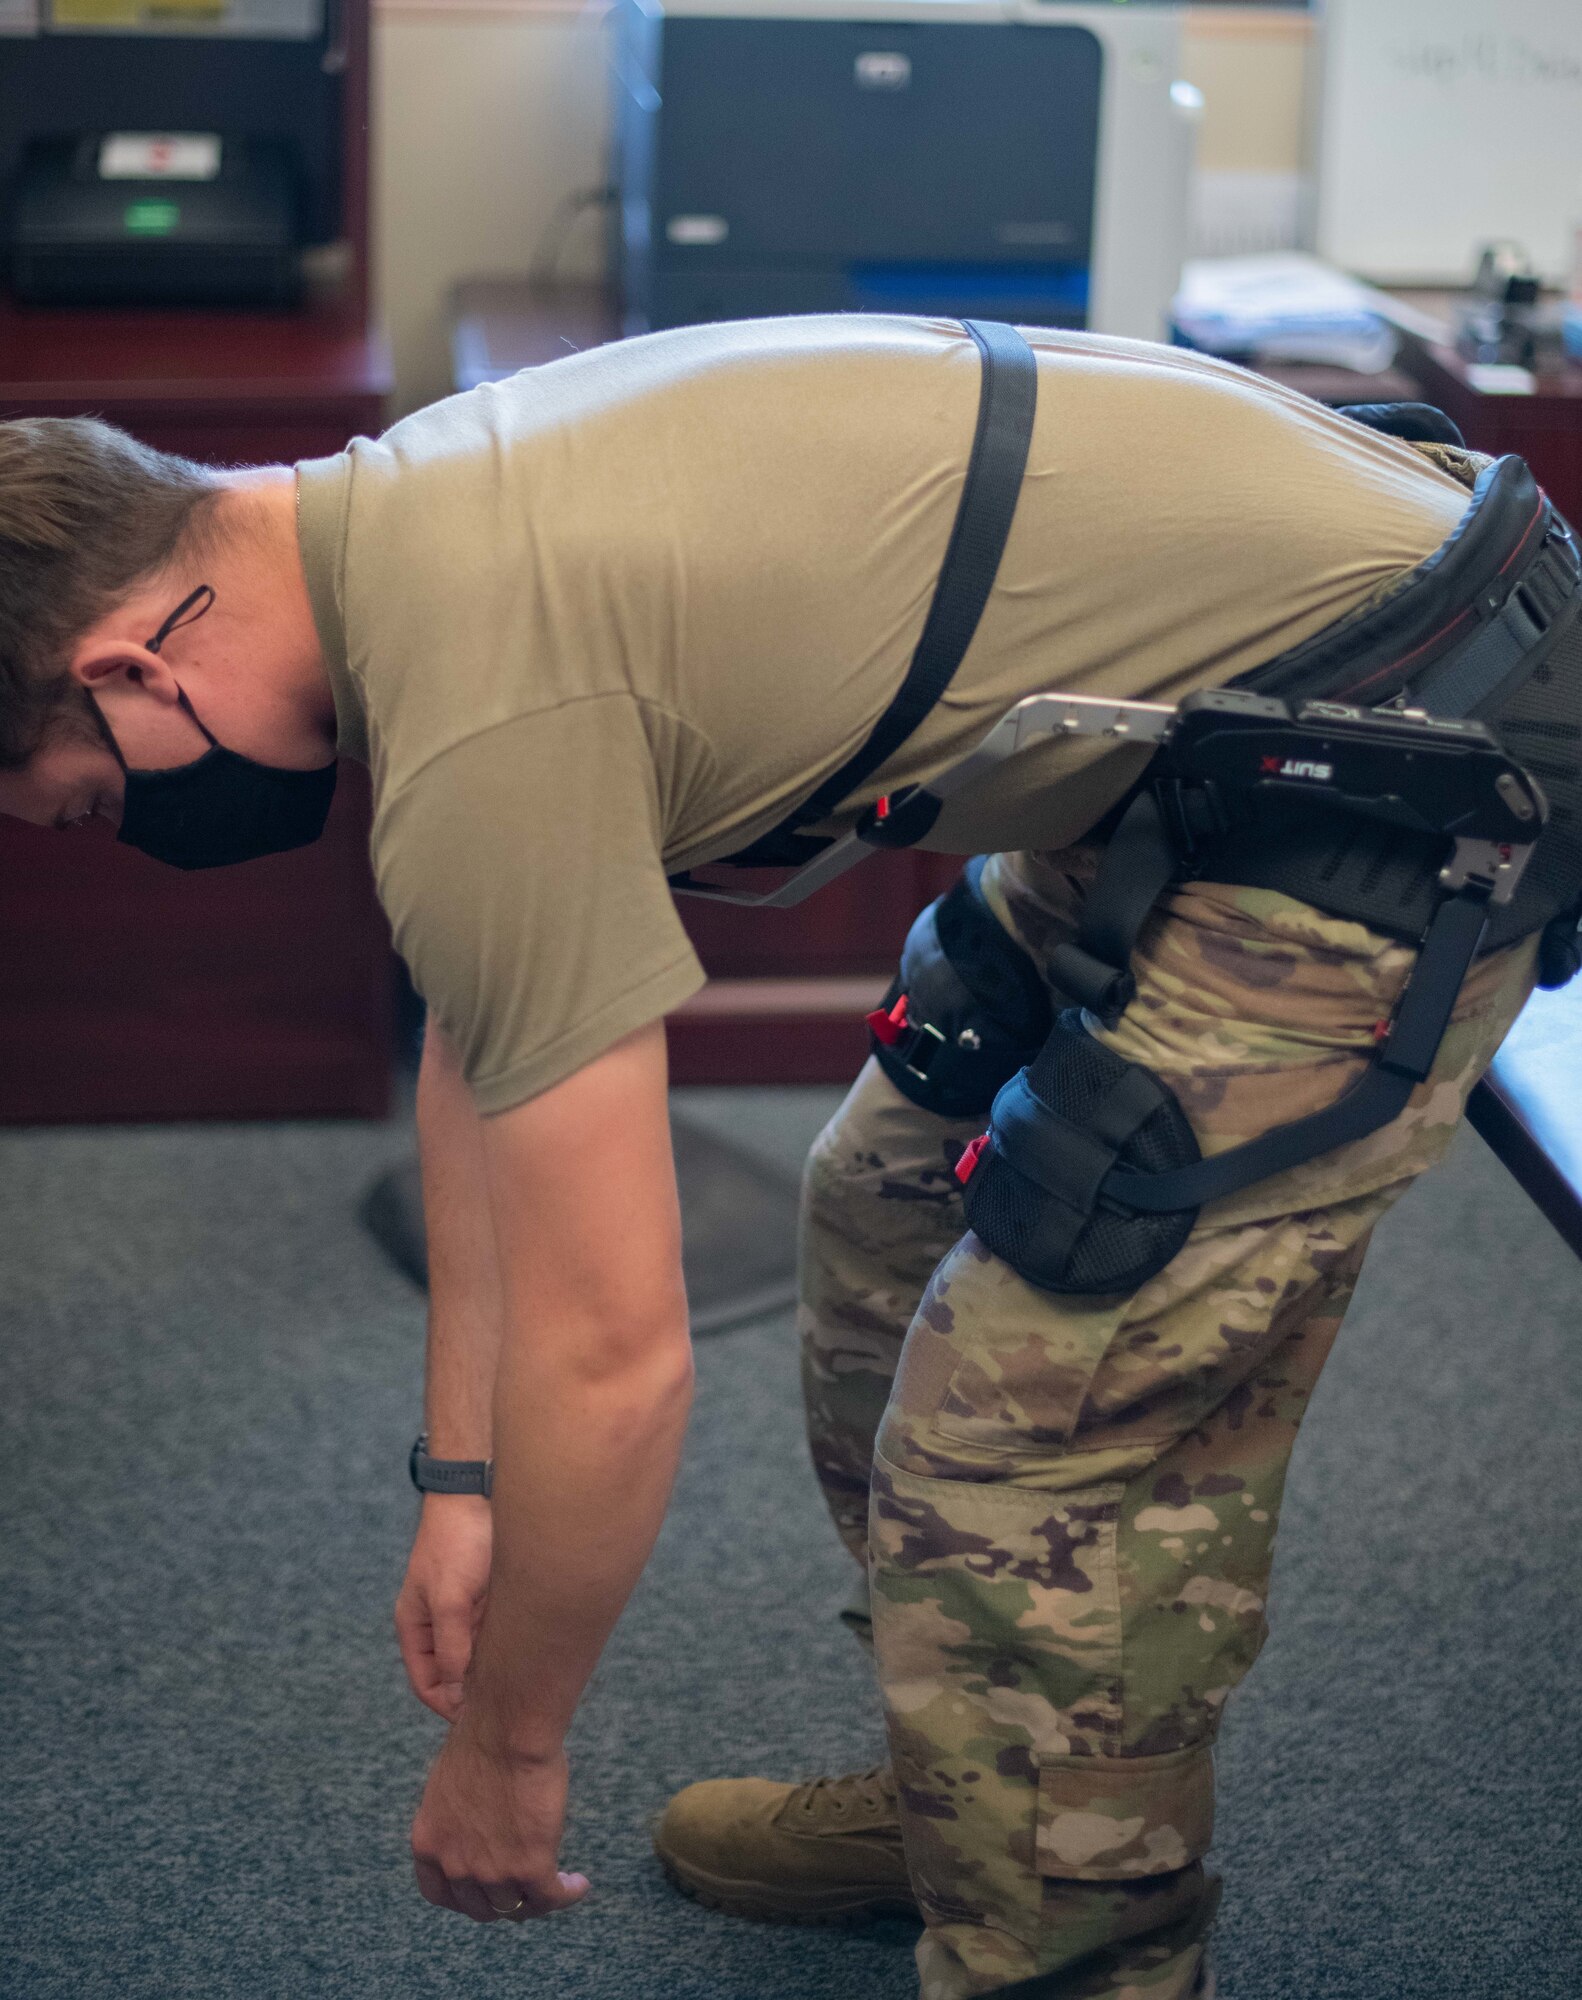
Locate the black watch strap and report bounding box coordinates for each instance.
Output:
[409,1433,494,1496]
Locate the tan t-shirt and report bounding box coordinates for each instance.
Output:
[295,314,1470,1115]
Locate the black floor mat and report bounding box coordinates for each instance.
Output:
[360,1111,801,1335]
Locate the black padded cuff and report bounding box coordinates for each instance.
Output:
[870,861,1053,1119]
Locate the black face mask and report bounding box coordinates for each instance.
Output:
[91,585,338,871]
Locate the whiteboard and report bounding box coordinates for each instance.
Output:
[1316,0,1582,285]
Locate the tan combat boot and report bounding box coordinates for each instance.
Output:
[652,1763,918,1924]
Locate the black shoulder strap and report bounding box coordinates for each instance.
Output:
[723,318,1038,869]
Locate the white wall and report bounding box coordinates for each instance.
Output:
[1179,5,1313,258]
[375,8,613,415]
[373,3,1316,416]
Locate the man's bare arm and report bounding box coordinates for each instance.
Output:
[392,1015,507,1721]
[459,1017,695,1763]
[416,1015,506,1458]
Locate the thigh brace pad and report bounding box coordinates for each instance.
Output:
[869,857,1053,1120]
[961,1014,1202,1295]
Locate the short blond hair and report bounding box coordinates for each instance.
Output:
[0,417,221,769]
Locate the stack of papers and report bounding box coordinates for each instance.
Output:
[1173,253,1400,374]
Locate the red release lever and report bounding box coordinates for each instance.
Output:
[955,1133,990,1184]
[866,994,911,1047]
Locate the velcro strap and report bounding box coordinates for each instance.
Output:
[991,1063,1168,1218]
[1100,884,1488,1215]
[1416,581,1548,716]
[1048,791,1181,1026]
[992,1074,1115,1216]
[1402,521,1579,721]
[1104,1063,1416,1215]
[1376,889,1489,1080]
[899,904,980,1039]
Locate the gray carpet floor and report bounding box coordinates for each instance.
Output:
[2,1086,1579,2000]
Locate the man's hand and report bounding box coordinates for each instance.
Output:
[411,1723,590,1922]
[394,1494,493,1722]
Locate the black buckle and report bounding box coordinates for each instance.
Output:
[895,1017,949,1081]
[858,785,945,850]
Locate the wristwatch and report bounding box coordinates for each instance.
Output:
[408,1432,494,1497]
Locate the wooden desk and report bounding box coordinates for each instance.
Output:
[0,299,391,460]
[0,769,394,1124]
[451,280,616,390]
[1467,985,1582,1262]
[0,303,397,1123]
[1394,327,1582,528]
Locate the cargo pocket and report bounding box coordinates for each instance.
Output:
[923,1244,1133,1459]
[1035,1743,1216,1882]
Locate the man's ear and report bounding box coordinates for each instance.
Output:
[69,638,183,706]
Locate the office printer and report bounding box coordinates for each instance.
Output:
[612,0,1199,340]
[10,133,301,308]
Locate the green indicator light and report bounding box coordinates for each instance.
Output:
[125,199,181,236]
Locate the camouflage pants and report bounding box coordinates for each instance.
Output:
[798,844,1538,2000]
